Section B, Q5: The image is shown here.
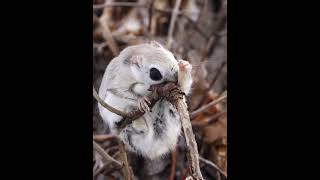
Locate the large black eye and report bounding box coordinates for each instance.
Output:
[150,68,162,81]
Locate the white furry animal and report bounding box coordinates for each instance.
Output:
[98,41,192,159]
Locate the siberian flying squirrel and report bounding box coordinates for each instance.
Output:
[98,41,192,159]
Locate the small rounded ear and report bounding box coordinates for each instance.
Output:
[150,40,163,48]
[130,55,143,68]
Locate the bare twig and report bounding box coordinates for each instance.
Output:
[180,15,208,39]
[170,149,177,180]
[192,110,227,127]
[118,139,133,180]
[93,2,146,9]
[207,62,227,89]
[97,13,119,56]
[166,0,182,49]
[93,161,111,177]
[93,134,117,142]
[93,42,108,53]
[162,85,203,179]
[199,156,227,179]
[148,0,154,34]
[114,83,180,129]
[175,98,204,179]
[196,62,227,109]
[200,35,218,62]
[190,93,227,119]
[93,2,198,16]
[199,1,227,62]
[93,86,129,117]
[217,171,222,180]
[93,140,123,167]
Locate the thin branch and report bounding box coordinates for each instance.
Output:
[93,140,123,167]
[93,2,146,9]
[93,134,117,142]
[112,83,179,130]
[190,93,227,119]
[207,61,227,89]
[196,61,227,109]
[93,161,111,177]
[93,42,108,53]
[97,13,119,56]
[199,2,227,62]
[93,2,199,16]
[166,0,182,49]
[199,156,227,179]
[180,15,208,39]
[175,98,204,180]
[93,86,129,118]
[148,0,154,34]
[163,85,204,180]
[192,110,227,127]
[118,139,133,180]
[170,148,177,180]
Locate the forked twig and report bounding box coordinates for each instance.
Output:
[190,93,227,119]
[93,140,123,167]
[166,0,182,49]
[199,156,227,179]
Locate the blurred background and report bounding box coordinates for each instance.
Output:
[93,0,227,179]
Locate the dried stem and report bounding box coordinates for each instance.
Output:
[160,84,203,179]
[148,0,154,33]
[97,13,119,56]
[170,149,177,180]
[93,134,117,142]
[93,86,129,117]
[166,0,182,49]
[196,61,227,109]
[118,139,133,180]
[190,93,227,119]
[93,162,111,177]
[93,42,108,53]
[199,156,227,179]
[207,62,227,89]
[192,110,227,127]
[93,2,146,9]
[175,97,204,180]
[93,140,123,167]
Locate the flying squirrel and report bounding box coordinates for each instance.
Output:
[98,41,192,159]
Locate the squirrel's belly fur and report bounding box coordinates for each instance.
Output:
[119,98,181,160]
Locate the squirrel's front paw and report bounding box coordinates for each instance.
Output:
[178,60,192,94]
[137,96,151,112]
[178,60,192,74]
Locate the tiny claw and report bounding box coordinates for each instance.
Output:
[138,102,144,112]
[144,97,151,105]
[143,101,150,112]
[137,97,151,112]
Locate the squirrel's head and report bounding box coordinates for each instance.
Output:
[128,41,179,86]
